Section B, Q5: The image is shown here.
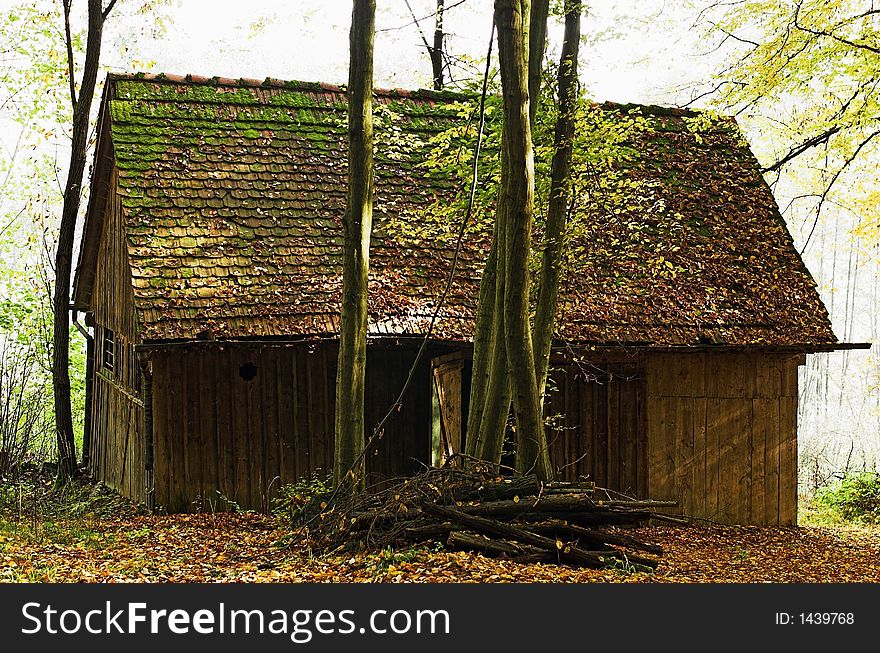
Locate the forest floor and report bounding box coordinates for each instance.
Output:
[1,473,878,583]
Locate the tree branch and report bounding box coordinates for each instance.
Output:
[793,17,880,55]
[62,0,77,107]
[102,0,117,20]
[762,79,877,173]
[681,79,745,108]
[403,0,446,89]
[709,20,761,47]
[403,0,434,55]
[763,124,842,173]
[799,128,880,254]
[377,0,467,33]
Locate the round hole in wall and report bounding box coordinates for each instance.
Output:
[239,362,257,381]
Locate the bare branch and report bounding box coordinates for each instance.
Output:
[377,0,467,33]
[708,20,761,47]
[680,79,745,108]
[402,0,450,90]
[0,205,27,240]
[403,0,433,53]
[691,0,749,30]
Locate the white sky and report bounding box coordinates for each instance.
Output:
[101,0,718,107]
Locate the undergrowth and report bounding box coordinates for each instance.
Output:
[0,469,143,552]
[272,472,334,524]
[802,472,880,526]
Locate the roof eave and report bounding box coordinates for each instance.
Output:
[72,76,115,312]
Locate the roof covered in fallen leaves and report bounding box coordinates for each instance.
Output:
[74,72,836,348]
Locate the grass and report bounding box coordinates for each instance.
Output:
[0,469,140,560]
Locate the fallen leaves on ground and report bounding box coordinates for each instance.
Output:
[1,512,878,583]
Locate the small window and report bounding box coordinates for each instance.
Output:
[102,328,115,373]
[239,362,257,382]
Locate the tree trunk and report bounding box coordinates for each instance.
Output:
[467,1,552,470]
[494,0,552,480]
[472,159,512,464]
[527,0,549,126]
[464,231,497,456]
[335,0,376,490]
[53,0,109,482]
[533,0,581,397]
[431,0,445,90]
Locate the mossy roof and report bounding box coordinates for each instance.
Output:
[74,72,836,347]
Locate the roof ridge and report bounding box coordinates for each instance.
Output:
[105,71,719,118]
[106,71,474,103]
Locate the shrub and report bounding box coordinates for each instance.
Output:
[0,340,53,475]
[272,472,333,524]
[814,473,880,524]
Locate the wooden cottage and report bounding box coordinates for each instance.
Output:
[73,73,849,523]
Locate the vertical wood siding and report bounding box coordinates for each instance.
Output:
[544,362,647,497]
[150,342,432,512]
[646,353,801,525]
[89,167,146,504]
[433,355,465,464]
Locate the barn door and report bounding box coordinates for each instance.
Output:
[432,355,464,465]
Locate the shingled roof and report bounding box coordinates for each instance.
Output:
[73,72,837,348]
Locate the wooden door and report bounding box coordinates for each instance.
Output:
[432,355,464,465]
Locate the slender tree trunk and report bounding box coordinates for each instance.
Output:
[53,0,109,482]
[467,0,550,467]
[533,0,581,397]
[466,0,549,463]
[464,229,497,456]
[527,0,549,126]
[472,160,513,463]
[335,0,375,491]
[495,0,552,480]
[431,0,445,90]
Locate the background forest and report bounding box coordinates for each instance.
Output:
[0,0,877,504]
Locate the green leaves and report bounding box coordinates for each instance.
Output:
[704,0,880,240]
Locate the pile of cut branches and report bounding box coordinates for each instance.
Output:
[298,465,678,570]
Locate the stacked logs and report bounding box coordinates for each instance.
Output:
[301,467,677,570]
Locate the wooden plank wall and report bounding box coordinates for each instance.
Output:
[433,355,464,463]
[151,342,433,512]
[91,167,139,341]
[544,362,647,497]
[646,353,801,525]
[91,369,146,503]
[88,166,146,504]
